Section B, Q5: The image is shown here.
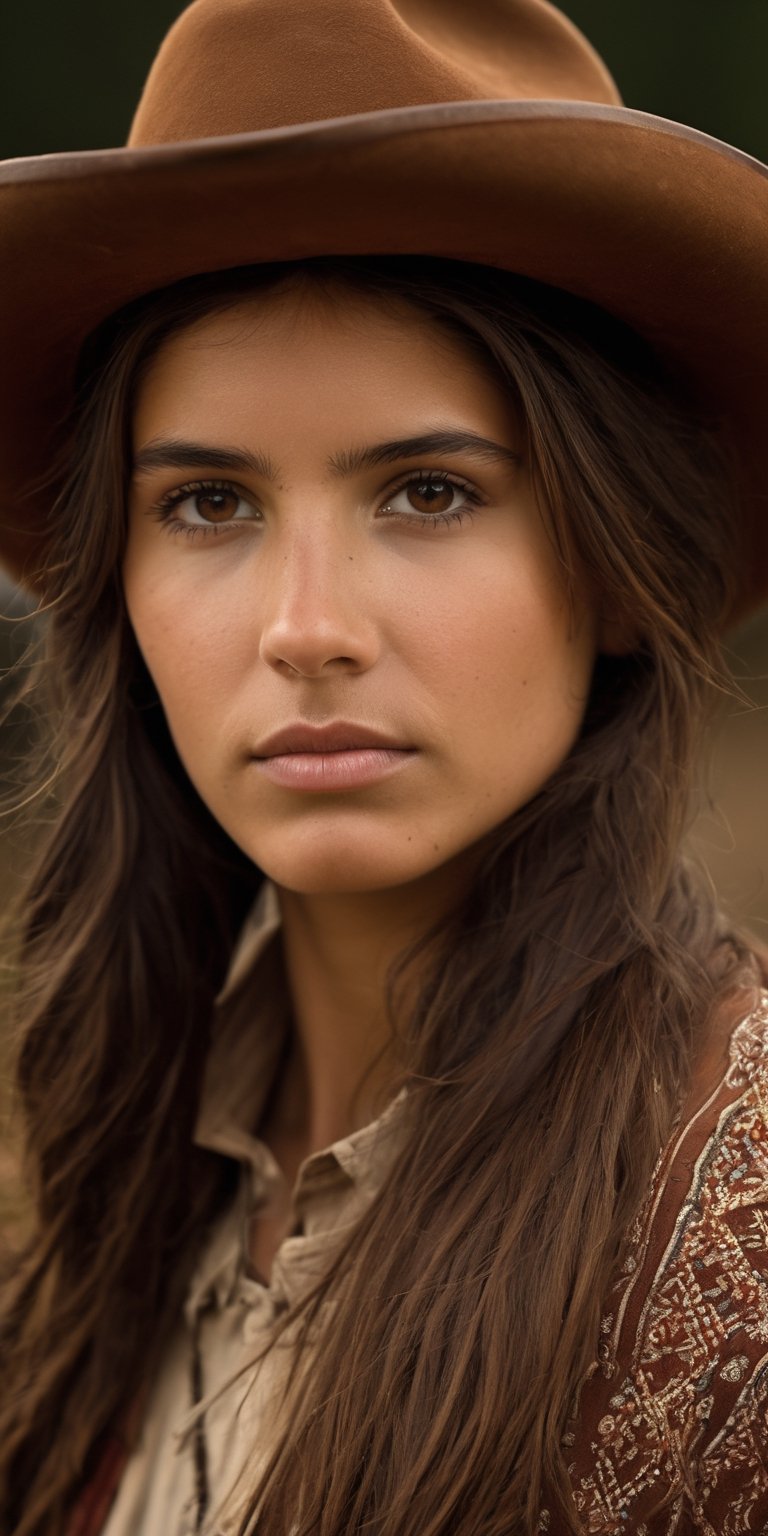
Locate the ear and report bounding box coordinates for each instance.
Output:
[596,607,640,657]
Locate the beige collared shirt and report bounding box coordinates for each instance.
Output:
[102,879,406,1536]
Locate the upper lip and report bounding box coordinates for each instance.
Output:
[254,721,413,756]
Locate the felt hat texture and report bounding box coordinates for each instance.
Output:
[1,0,767,618]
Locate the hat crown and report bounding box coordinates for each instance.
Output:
[129,0,621,147]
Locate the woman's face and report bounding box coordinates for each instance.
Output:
[124,282,598,895]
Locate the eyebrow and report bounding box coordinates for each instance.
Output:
[131,440,278,480]
[130,429,521,482]
[327,430,522,476]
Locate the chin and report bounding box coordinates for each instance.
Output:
[238,827,443,897]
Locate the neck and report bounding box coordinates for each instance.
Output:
[272,851,478,1154]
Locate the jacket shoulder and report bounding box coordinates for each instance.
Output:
[562,991,768,1536]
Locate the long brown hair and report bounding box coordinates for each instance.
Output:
[0,257,757,1536]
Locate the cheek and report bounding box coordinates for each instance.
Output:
[434,562,595,797]
[431,549,581,681]
[123,558,238,761]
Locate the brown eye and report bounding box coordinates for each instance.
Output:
[379,473,480,528]
[406,479,455,515]
[156,480,260,530]
[192,488,242,522]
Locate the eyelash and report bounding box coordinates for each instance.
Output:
[149,471,484,540]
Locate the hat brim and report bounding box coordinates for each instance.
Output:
[1,99,767,620]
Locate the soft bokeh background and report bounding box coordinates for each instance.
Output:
[1,2,767,1234]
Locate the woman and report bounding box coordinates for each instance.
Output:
[1,2,768,1534]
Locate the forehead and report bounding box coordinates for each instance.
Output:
[132,283,518,450]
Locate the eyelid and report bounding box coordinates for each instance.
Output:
[378,465,486,499]
[149,475,257,510]
[148,467,486,508]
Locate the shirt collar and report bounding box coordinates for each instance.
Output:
[193,878,291,1195]
[189,878,408,1314]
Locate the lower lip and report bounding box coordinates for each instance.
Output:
[253,747,417,791]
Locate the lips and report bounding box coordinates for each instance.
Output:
[254,721,412,757]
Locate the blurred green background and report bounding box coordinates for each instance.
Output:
[0,0,767,926]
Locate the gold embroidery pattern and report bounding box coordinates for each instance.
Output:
[566,996,768,1534]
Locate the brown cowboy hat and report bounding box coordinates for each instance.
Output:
[1,0,767,620]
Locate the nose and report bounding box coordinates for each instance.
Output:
[257,517,380,678]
